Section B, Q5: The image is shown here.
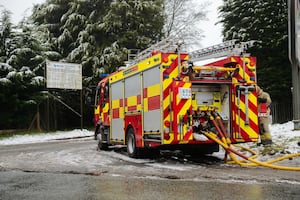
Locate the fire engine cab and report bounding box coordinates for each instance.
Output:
[94,39,260,158]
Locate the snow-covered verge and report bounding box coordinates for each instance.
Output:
[249,121,300,155]
[212,121,300,164]
[269,121,300,153]
[0,122,299,174]
[0,122,299,155]
[0,129,93,145]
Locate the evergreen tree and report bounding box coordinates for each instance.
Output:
[0,9,12,62]
[219,0,291,104]
[0,12,47,129]
[31,0,164,78]
[28,0,165,129]
[99,0,164,72]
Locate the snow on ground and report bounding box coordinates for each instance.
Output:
[0,129,93,145]
[0,122,299,172]
[212,121,300,164]
[270,121,300,153]
[0,122,299,156]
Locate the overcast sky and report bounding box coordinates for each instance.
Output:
[0,0,223,47]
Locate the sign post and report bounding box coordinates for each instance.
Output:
[46,61,83,129]
[288,0,300,129]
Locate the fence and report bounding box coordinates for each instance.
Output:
[270,102,293,124]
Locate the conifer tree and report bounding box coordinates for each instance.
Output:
[31,0,165,78]
[0,10,46,129]
[219,0,291,104]
[0,9,12,62]
[28,0,165,129]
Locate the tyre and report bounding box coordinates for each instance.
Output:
[126,127,141,158]
[97,127,108,150]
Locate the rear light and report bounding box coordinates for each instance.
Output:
[164,132,170,140]
[164,122,170,140]
[162,55,169,63]
[164,120,170,127]
[164,127,170,133]
[164,121,171,140]
[151,51,159,56]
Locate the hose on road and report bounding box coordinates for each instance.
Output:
[202,114,300,171]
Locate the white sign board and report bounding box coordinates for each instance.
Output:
[46,61,82,90]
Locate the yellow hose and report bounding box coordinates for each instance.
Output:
[226,144,259,164]
[203,131,300,171]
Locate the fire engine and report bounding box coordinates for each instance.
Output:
[93,38,260,158]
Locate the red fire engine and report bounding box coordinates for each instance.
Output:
[94,39,260,158]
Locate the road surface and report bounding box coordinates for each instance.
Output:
[0,138,299,200]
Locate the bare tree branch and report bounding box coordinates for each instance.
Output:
[163,0,210,50]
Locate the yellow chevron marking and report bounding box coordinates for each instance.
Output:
[237,64,251,80]
[249,92,257,106]
[234,113,258,138]
[238,101,257,123]
[163,94,170,110]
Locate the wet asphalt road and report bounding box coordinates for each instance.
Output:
[0,139,299,200]
[0,170,299,200]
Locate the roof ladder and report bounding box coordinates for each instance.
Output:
[189,40,257,62]
[127,36,183,65]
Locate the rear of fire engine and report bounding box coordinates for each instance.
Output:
[94,39,259,158]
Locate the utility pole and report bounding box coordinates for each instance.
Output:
[80,89,83,130]
[288,0,300,130]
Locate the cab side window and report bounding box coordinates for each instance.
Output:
[94,85,100,108]
[100,83,109,108]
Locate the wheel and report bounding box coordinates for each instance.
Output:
[97,127,108,150]
[126,127,140,158]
